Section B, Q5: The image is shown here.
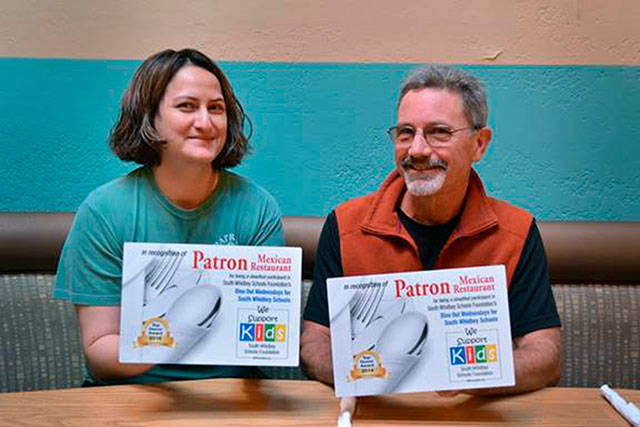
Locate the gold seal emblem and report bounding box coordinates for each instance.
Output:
[135,317,176,348]
[348,350,388,381]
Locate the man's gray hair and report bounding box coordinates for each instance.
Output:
[399,65,488,129]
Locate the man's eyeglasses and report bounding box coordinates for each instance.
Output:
[386,125,477,147]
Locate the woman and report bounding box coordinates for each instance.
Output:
[54,49,284,385]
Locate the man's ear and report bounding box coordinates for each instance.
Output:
[472,127,492,162]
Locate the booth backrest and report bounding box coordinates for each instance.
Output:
[1,213,639,392]
[2,213,640,283]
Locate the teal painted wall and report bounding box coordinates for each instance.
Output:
[1,59,638,220]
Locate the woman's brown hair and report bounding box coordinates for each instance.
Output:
[109,48,250,168]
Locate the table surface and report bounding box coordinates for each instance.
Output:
[0,379,638,426]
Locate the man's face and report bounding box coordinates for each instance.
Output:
[394,88,488,197]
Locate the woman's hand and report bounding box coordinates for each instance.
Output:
[75,305,155,381]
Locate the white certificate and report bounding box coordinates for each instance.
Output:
[328,265,515,397]
[119,243,302,366]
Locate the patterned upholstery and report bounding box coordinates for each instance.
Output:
[553,283,640,389]
[3,273,639,392]
[2,274,640,392]
[0,274,84,392]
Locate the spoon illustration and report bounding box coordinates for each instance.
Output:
[356,311,428,395]
[149,284,223,363]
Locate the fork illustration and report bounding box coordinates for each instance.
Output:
[351,289,413,352]
[330,283,410,351]
[349,286,385,339]
[143,252,183,307]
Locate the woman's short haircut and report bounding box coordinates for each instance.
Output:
[109,48,250,168]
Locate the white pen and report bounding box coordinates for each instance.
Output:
[600,384,640,427]
[337,397,356,427]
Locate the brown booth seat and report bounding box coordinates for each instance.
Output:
[0,213,638,392]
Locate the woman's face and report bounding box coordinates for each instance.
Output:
[154,65,228,167]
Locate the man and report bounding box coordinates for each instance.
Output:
[301,65,562,395]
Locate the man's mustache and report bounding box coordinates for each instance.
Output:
[401,156,448,171]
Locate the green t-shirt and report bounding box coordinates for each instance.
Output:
[54,167,284,384]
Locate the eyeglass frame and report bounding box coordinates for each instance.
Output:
[386,124,480,147]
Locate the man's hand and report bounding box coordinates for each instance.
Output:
[300,320,335,385]
[300,320,561,395]
[438,327,562,396]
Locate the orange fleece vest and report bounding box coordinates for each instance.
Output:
[334,169,532,289]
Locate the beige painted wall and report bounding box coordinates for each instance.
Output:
[2,0,639,64]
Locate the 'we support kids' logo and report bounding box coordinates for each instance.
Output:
[449,343,498,365]
[237,308,289,359]
[447,327,499,366]
[239,322,286,342]
[447,328,503,382]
